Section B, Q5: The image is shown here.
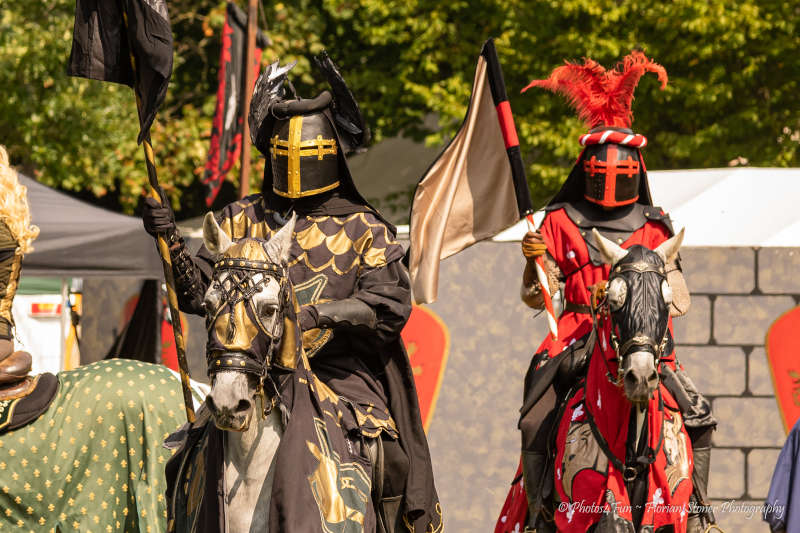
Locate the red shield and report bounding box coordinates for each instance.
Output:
[401,305,450,430]
[765,306,800,432]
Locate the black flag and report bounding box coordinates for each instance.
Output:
[67,0,173,144]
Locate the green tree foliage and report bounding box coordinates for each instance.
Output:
[0,0,237,215]
[1,0,798,216]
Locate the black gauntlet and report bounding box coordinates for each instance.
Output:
[167,230,206,314]
[308,298,378,330]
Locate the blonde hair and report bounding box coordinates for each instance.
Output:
[0,146,39,254]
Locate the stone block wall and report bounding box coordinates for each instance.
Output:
[418,242,792,532]
[673,247,796,532]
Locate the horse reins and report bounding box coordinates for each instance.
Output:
[583,388,666,483]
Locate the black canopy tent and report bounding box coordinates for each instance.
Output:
[13,175,168,368]
[19,175,162,278]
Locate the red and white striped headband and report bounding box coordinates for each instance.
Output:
[578,129,648,148]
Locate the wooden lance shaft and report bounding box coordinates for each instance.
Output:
[238,0,258,199]
[121,11,195,424]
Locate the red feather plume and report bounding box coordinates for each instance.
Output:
[522,51,668,129]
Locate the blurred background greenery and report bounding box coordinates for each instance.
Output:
[1,0,798,222]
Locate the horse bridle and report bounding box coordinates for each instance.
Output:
[205,257,290,414]
[585,259,670,482]
[595,260,671,386]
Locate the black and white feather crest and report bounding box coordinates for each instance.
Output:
[248,59,297,147]
[314,50,370,151]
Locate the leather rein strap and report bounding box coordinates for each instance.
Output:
[583,388,666,482]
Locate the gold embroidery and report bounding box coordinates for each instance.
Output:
[224,238,270,263]
[294,275,328,307]
[306,418,370,530]
[402,501,443,533]
[295,222,329,249]
[302,328,333,358]
[276,315,299,370]
[220,200,268,241]
[353,409,398,439]
[362,246,388,269]
[289,253,361,276]
[663,411,690,494]
[312,376,340,407]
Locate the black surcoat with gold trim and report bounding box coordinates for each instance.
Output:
[177,193,441,532]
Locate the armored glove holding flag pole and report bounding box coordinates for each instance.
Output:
[67,0,195,422]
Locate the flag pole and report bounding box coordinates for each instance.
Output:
[123,13,196,424]
[238,0,258,199]
[480,39,559,341]
[525,214,558,341]
[141,137,196,423]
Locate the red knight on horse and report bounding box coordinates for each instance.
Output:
[496,52,718,533]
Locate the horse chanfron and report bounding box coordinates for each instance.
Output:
[594,228,685,404]
[202,212,295,432]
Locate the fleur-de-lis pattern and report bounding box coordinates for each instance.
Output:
[0,360,197,532]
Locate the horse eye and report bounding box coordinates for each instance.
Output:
[204,291,219,311]
[256,297,276,317]
[607,277,627,311]
[661,279,673,306]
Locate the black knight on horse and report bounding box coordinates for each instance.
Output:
[149,54,441,532]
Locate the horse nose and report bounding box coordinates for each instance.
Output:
[622,351,659,403]
[207,390,252,416]
[646,369,659,389]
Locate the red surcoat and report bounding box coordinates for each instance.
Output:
[536,206,675,360]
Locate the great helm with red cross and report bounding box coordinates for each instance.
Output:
[523,51,668,208]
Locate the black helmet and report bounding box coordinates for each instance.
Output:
[249,52,370,200]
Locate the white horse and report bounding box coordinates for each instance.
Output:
[201,212,292,532]
[168,213,377,533]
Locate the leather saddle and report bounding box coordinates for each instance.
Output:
[0,344,58,434]
[0,344,36,400]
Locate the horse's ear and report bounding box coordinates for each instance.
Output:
[265,213,296,266]
[593,228,627,266]
[203,212,233,255]
[654,228,685,265]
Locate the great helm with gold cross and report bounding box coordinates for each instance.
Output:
[523,51,668,208]
[248,51,370,200]
[268,100,340,199]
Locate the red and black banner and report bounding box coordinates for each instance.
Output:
[202,2,269,207]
